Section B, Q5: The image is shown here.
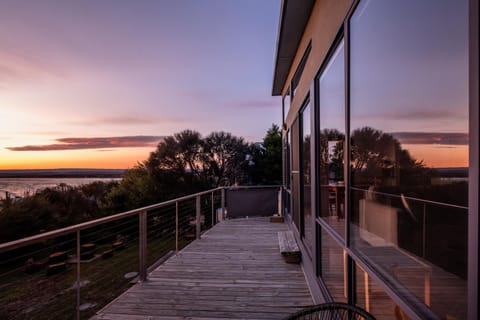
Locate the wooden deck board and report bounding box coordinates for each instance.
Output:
[93,217,313,319]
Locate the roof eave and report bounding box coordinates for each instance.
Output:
[271,0,315,96]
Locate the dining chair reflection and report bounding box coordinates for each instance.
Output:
[328,182,345,219]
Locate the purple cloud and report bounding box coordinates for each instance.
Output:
[391,132,468,145]
[233,98,279,109]
[6,135,164,151]
[68,115,186,126]
[27,131,69,136]
[0,48,63,87]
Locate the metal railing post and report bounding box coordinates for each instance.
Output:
[221,188,225,219]
[196,195,201,240]
[422,203,426,259]
[76,230,81,320]
[139,210,147,282]
[211,192,214,227]
[175,201,179,254]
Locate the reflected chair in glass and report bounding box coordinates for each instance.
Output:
[284,302,375,320]
[328,187,338,216]
[327,185,345,219]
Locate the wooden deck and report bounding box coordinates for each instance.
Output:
[93,217,313,320]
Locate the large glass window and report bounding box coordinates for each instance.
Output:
[283,130,292,216]
[318,40,346,239]
[291,118,301,232]
[301,102,312,254]
[349,1,468,318]
[286,129,291,189]
[292,43,312,100]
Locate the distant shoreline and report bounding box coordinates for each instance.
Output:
[0,169,126,179]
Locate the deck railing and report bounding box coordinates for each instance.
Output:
[0,187,226,320]
[350,187,468,278]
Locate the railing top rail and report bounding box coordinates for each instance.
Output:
[0,187,223,254]
[226,185,281,190]
[350,186,468,210]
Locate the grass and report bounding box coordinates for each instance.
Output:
[0,197,219,320]
[0,286,31,305]
[0,235,191,320]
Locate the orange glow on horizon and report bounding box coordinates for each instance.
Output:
[404,144,468,168]
[0,147,153,170]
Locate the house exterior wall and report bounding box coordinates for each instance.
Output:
[275,0,478,319]
[283,0,350,127]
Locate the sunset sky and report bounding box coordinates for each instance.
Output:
[0,0,281,169]
[0,1,469,170]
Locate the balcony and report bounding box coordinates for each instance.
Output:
[94,217,312,319]
[0,186,313,320]
[1,184,469,319]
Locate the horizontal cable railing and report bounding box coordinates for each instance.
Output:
[349,186,468,279]
[350,186,468,210]
[0,187,225,320]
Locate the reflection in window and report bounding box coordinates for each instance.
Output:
[286,129,291,189]
[301,102,312,254]
[283,130,291,216]
[292,43,311,100]
[291,118,301,231]
[318,40,346,238]
[349,1,468,318]
[355,263,410,319]
[320,229,347,303]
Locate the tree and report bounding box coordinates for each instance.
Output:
[80,180,118,207]
[145,130,208,195]
[105,165,160,212]
[319,129,345,182]
[142,129,250,195]
[202,131,249,187]
[350,127,427,186]
[147,130,203,179]
[259,124,282,184]
[0,181,118,242]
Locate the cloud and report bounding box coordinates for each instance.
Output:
[6,135,164,151]
[363,108,467,121]
[27,131,69,136]
[181,89,217,101]
[68,115,186,126]
[386,109,466,120]
[181,89,280,109]
[232,98,279,109]
[391,132,468,145]
[0,48,62,87]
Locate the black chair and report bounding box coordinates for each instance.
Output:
[285,302,375,320]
